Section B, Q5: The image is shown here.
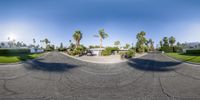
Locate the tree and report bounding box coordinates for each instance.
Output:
[124,44,130,49]
[114,41,120,48]
[94,29,108,48]
[33,38,36,44]
[177,42,181,47]
[160,40,163,48]
[40,38,50,49]
[136,31,147,53]
[73,30,83,48]
[59,42,64,51]
[60,42,63,49]
[169,36,176,47]
[33,38,36,48]
[148,39,154,51]
[163,37,169,47]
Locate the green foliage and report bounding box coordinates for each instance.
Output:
[148,39,154,51]
[58,43,66,51]
[160,46,173,53]
[136,31,147,53]
[98,29,109,39]
[124,44,130,49]
[94,29,108,48]
[89,45,101,49]
[163,37,169,47]
[169,36,176,47]
[73,30,83,47]
[0,48,30,54]
[120,49,136,59]
[166,53,200,64]
[186,50,200,54]
[68,45,87,56]
[160,40,163,48]
[45,45,55,51]
[101,47,119,56]
[0,53,42,63]
[173,46,183,53]
[114,41,120,47]
[144,46,149,52]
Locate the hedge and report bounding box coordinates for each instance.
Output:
[186,49,200,54]
[101,47,119,56]
[0,48,30,54]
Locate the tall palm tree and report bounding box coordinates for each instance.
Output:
[73,30,82,48]
[169,36,176,47]
[40,38,50,49]
[33,38,36,48]
[94,29,108,48]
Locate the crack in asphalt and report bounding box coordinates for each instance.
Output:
[158,77,172,98]
[0,77,19,96]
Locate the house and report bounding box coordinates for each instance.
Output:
[182,42,200,53]
[183,42,200,49]
[0,42,11,48]
[89,48,105,56]
[30,47,44,53]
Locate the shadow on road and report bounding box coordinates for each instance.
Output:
[127,58,182,72]
[24,59,79,72]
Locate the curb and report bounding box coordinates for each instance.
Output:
[61,52,148,64]
[162,53,200,66]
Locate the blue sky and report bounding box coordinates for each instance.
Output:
[0,0,200,47]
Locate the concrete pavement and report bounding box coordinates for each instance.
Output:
[0,52,200,100]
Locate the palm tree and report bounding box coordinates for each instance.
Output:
[73,30,82,48]
[114,41,120,48]
[40,38,50,49]
[169,36,176,47]
[94,29,108,48]
[33,38,36,48]
[33,38,36,44]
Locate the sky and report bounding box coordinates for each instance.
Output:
[0,0,200,47]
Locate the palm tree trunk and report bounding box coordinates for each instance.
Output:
[100,38,102,48]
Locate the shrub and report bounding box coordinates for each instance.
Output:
[68,45,87,56]
[0,48,30,54]
[101,47,119,56]
[173,46,183,53]
[186,49,200,54]
[160,46,173,53]
[120,49,136,59]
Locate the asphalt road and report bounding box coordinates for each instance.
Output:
[0,52,200,100]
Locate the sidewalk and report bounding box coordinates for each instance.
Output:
[62,52,147,64]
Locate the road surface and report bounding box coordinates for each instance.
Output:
[0,52,200,100]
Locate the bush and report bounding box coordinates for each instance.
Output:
[58,48,66,51]
[120,49,136,59]
[0,48,30,54]
[101,47,119,56]
[173,46,183,53]
[186,49,200,54]
[160,46,173,53]
[68,45,87,56]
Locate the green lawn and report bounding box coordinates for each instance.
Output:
[166,53,200,64]
[0,53,43,63]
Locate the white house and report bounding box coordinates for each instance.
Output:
[182,42,200,53]
[89,48,105,56]
[183,42,200,49]
[0,42,10,48]
[30,47,44,53]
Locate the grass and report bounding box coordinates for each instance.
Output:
[0,53,43,63]
[166,53,200,64]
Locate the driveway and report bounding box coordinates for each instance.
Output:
[0,52,200,100]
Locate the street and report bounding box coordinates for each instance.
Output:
[0,52,200,100]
